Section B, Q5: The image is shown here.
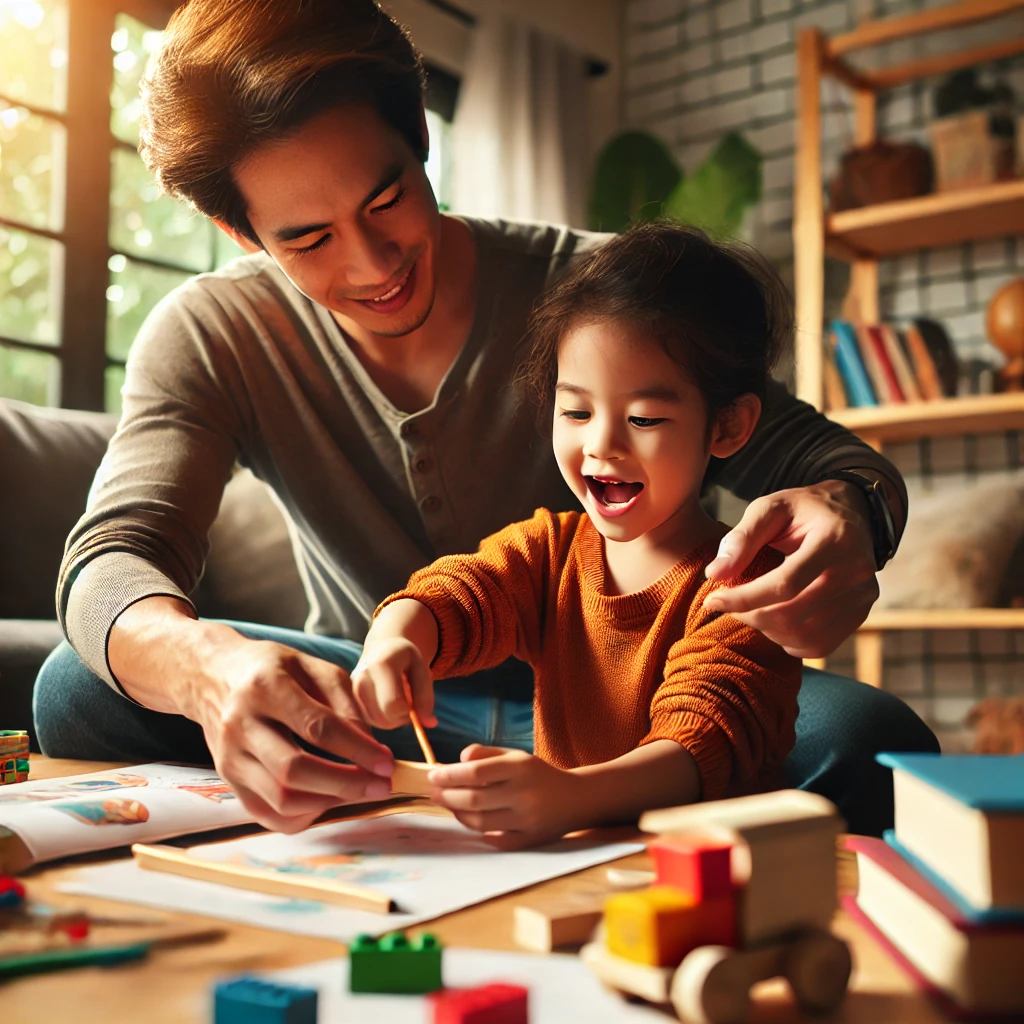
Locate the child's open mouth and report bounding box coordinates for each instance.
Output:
[585,476,644,518]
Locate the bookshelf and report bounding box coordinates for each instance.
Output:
[792,1,1024,690]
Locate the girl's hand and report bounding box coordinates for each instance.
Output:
[351,637,437,731]
[428,744,584,849]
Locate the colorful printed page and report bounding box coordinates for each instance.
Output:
[270,949,667,1022]
[0,764,252,866]
[60,812,644,940]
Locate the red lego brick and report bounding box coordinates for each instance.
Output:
[428,982,528,1024]
[648,835,734,901]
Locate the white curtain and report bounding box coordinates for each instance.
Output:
[450,4,590,228]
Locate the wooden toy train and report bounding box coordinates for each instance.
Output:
[582,790,852,1024]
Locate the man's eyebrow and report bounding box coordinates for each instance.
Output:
[271,164,405,243]
[273,221,332,243]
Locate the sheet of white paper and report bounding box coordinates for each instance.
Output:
[0,764,252,863]
[261,950,667,1022]
[60,812,643,941]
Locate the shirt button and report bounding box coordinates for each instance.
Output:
[414,457,433,473]
[400,421,417,438]
[421,495,442,513]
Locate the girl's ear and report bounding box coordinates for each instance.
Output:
[211,218,262,255]
[708,394,761,459]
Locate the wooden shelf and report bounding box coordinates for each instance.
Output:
[828,392,1024,443]
[826,179,1024,260]
[863,608,1024,630]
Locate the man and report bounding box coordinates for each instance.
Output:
[34,0,936,837]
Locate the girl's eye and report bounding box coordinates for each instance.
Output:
[559,409,590,421]
[372,185,407,213]
[293,235,330,256]
[629,416,666,428]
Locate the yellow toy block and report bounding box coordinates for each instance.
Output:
[605,886,707,967]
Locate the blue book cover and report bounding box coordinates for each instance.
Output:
[829,321,877,407]
[883,830,1024,924]
[876,753,1024,813]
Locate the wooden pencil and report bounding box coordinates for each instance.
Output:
[402,677,437,765]
[131,843,396,914]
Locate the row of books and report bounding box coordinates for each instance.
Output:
[844,754,1023,1018]
[825,318,959,409]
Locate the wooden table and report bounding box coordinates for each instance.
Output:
[3,759,947,1022]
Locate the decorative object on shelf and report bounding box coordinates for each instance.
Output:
[876,472,1024,611]
[827,141,933,212]
[588,130,763,239]
[928,69,1017,192]
[967,698,1024,756]
[986,277,1024,392]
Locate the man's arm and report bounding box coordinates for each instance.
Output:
[700,380,908,659]
[54,282,394,831]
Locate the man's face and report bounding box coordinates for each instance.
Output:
[233,103,440,338]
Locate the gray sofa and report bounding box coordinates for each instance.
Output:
[0,398,309,742]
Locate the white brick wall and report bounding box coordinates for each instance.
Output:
[622,0,1024,749]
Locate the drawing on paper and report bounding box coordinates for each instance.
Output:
[176,778,236,803]
[237,851,424,888]
[51,798,151,826]
[0,773,150,806]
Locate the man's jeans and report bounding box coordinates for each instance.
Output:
[34,620,938,837]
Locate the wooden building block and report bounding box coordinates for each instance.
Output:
[213,977,318,1024]
[349,932,443,993]
[604,887,699,967]
[640,790,843,945]
[648,835,733,901]
[513,895,604,952]
[429,982,528,1024]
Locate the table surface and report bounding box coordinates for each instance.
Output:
[3,758,947,1023]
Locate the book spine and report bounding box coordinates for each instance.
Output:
[904,323,946,400]
[853,323,894,402]
[823,332,850,411]
[881,323,923,401]
[830,321,877,407]
[866,325,906,402]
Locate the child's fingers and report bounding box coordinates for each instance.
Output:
[353,663,407,729]
[404,654,437,728]
[429,748,516,788]
[449,807,522,834]
[436,782,512,815]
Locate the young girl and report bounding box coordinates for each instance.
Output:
[351,222,801,848]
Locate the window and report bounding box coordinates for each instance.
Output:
[0,3,455,413]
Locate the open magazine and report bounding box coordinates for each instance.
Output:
[0,764,256,872]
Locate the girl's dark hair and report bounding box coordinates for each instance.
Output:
[139,0,426,246]
[523,221,793,420]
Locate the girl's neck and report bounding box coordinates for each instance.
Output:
[600,499,722,596]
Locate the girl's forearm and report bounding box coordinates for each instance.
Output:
[366,598,439,663]
[569,740,702,828]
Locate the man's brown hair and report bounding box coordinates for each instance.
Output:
[139,0,426,245]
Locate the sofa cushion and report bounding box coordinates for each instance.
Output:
[0,399,117,619]
[0,620,65,738]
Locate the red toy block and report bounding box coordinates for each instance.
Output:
[0,876,26,900]
[648,835,733,901]
[429,982,528,1024]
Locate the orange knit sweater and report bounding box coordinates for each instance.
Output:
[380,509,801,800]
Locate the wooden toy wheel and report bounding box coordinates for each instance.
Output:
[783,929,852,1013]
[670,946,750,1024]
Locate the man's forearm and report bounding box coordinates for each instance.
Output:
[108,595,249,718]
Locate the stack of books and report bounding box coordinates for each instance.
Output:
[825,319,959,409]
[843,754,1024,1019]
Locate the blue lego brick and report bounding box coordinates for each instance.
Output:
[214,976,318,1024]
[349,932,443,993]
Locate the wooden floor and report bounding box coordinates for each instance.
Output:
[3,759,948,1022]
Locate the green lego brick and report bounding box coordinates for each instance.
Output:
[349,932,443,994]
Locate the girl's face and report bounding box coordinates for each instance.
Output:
[552,319,716,546]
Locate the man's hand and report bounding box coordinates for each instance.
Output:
[351,637,437,730]
[703,480,880,659]
[428,745,583,850]
[193,637,398,833]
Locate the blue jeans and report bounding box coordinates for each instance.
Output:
[33,620,938,836]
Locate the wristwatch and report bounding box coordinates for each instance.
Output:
[825,469,898,571]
